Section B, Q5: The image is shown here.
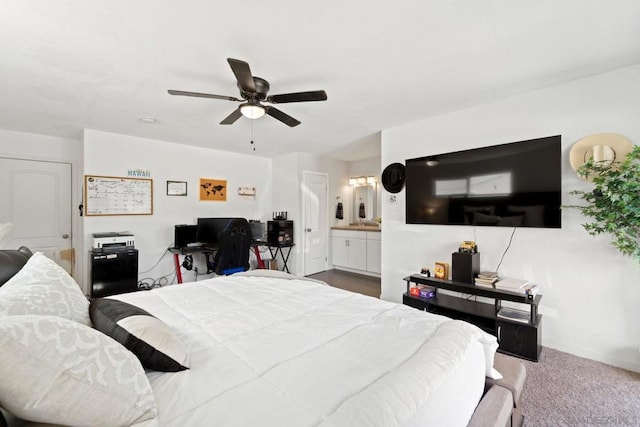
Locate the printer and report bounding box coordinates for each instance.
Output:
[92,232,135,252]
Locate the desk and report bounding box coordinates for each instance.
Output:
[267,244,295,273]
[168,246,215,284]
[170,242,267,283]
[251,240,267,269]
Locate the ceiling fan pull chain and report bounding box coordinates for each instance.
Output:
[250,119,256,151]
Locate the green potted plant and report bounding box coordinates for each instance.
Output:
[568,145,640,262]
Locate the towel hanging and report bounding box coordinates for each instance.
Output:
[335,202,344,220]
[359,202,366,219]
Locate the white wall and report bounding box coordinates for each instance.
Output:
[381,65,640,372]
[82,129,272,291]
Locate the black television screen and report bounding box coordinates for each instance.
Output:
[405,135,562,228]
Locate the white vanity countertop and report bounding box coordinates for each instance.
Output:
[331,225,380,232]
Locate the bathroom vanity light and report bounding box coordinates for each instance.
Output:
[349,176,376,186]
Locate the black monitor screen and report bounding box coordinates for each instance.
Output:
[405,135,562,228]
[174,224,198,248]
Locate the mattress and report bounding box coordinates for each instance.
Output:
[113,273,495,427]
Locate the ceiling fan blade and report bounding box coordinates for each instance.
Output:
[227,58,256,93]
[266,107,301,127]
[168,90,240,102]
[267,90,327,104]
[220,108,243,125]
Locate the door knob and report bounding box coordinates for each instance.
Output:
[305,228,312,232]
[62,234,70,239]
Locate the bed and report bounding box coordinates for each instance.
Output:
[0,249,520,427]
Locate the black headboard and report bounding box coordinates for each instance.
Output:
[0,246,33,286]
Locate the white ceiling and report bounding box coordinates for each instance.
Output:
[1,1,639,161]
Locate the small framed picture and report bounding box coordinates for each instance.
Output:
[434,262,450,280]
[166,180,187,196]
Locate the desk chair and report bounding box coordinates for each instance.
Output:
[213,218,251,275]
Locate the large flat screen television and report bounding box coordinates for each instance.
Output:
[405,135,562,228]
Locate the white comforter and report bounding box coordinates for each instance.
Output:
[114,273,497,427]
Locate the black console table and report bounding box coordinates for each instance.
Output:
[403,275,542,361]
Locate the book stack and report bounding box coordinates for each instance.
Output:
[474,271,499,288]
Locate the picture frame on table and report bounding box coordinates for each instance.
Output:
[434,261,449,280]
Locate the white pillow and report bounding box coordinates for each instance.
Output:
[0,252,90,325]
[0,315,158,426]
[90,298,189,372]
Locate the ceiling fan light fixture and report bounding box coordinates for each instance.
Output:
[240,103,265,119]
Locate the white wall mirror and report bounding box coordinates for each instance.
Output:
[352,182,377,223]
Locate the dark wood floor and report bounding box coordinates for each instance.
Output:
[306,269,381,298]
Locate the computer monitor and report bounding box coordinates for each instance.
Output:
[249,222,266,242]
[174,224,198,248]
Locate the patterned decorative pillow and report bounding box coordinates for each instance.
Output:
[90,298,189,372]
[0,252,90,325]
[0,315,158,426]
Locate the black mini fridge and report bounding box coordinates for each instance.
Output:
[90,249,138,298]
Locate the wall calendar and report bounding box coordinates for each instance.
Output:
[84,175,153,216]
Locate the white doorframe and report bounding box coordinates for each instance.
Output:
[0,152,83,290]
[302,171,329,276]
[0,157,73,268]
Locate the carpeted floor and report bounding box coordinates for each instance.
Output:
[512,347,640,426]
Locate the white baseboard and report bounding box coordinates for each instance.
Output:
[543,339,640,374]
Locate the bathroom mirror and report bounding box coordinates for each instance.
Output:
[352,183,377,223]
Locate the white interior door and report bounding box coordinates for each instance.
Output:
[303,171,328,275]
[0,158,73,273]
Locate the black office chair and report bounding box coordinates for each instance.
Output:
[213,218,251,275]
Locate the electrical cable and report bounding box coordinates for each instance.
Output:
[137,271,175,290]
[137,248,176,290]
[138,248,170,274]
[494,227,517,273]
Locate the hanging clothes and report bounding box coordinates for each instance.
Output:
[359,202,366,219]
[335,202,344,219]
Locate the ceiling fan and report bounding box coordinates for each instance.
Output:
[168,58,327,127]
